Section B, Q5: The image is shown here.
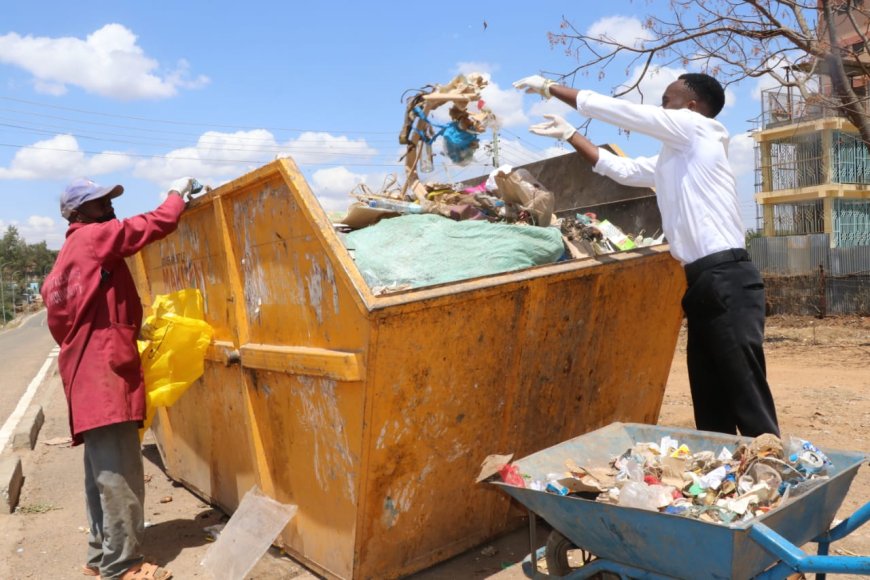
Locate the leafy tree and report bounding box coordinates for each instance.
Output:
[0,226,58,322]
[549,1,870,145]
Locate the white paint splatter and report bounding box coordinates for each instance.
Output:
[305,257,324,325]
[294,376,357,504]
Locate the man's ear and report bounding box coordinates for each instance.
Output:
[688,99,710,116]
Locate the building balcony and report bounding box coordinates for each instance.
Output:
[760,85,869,131]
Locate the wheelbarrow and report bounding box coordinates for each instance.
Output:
[492,422,870,579]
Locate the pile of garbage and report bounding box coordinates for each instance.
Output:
[495,433,833,525]
[331,72,660,293]
[337,165,559,231]
[560,212,663,257]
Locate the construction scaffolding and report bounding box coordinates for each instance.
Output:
[771,200,825,236]
[765,134,825,190]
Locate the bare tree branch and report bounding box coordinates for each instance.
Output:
[549,0,870,145]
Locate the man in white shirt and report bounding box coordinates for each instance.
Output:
[514,73,779,438]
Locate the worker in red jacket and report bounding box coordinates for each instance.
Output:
[41,176,197,580]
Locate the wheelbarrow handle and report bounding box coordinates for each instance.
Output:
[750,519,870,578]
[817,500,870,544]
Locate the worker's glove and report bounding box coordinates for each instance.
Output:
[513,75,557,98]
[168,177,198,197]
[529,115,577,141]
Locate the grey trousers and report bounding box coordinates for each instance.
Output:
[82,421,145,579]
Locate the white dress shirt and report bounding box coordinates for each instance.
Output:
[575,90,745,265]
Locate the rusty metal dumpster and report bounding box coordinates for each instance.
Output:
[128,155,686,579]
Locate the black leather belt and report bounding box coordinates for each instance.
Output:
[684,248,750,285]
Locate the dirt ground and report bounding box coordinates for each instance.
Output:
[2,315,868,579]
[657,314,870,562]
[424,313,870,579]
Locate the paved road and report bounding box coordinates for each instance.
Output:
[0,310,57,447]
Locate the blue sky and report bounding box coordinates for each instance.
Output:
[1,1,770,249]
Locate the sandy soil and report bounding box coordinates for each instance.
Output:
[658,314,870,561]
[2,315,867,579]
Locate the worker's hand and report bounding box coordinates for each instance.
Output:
[168,177,197,197]
[513,75,556,98]
[529,115,577,141]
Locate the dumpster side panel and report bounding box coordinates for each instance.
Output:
[356,292,522,579]
[132,199,259,512]
[355,253,685,579]
[215,162,372,578]
[245,371,364,580]
[223,170,369,351]
[132,161,374,580]
[513,253,686,457]
[150,365,258,512]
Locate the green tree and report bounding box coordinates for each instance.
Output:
[0,226,58,323]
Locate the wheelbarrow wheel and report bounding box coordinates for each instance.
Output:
[545,530,616,579]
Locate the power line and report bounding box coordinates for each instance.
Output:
[0,142,407,168]
[0,94,398,135]
[0,107,403,146]
[0,120,399,157]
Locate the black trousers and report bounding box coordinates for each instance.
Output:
[681,251,780,437]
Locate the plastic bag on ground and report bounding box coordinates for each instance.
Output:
[138,288,214,432]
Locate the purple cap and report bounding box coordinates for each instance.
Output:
[60,177,124,219]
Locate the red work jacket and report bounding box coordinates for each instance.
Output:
[41,195,185,444]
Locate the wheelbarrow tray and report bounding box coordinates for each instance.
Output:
[493,422,866,580]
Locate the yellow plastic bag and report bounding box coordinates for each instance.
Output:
[138,289,214,433]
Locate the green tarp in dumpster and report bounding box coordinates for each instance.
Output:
[345,214,565,289]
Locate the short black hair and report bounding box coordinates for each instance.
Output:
[678,73,725,117]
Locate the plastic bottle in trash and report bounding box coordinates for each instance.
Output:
[419,141,434,173]
[367,199,423,214]
[618,481,660,511]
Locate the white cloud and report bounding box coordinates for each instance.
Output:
[133,129,379,191]
[619,66,684,105]
[0,24,209,100]
[428,67,529,129]
[0,215,64,248]
[480,81,528,128]
[616,65,737,110]
[456,62,495,77]
[310,167,391,211]
[728,131,756,178]
[529,98,578,120]
[586,16,652,49]
[0,134,133,180]
[278,132,378,165]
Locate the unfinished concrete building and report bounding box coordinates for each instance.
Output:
[754,3,870,248]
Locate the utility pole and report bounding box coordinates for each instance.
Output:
[0,265,6,325]
[491,126,500,167]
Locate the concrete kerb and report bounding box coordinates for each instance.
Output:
[0,342,55,514]
[0,455,23,514]
[11,406,44,451]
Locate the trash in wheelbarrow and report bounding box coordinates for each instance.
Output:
[485,428,839,526]
[487,423,867,580]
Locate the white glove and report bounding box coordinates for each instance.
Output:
[529,115,577,141]
[168,177,196,196]
[513,75,556,98]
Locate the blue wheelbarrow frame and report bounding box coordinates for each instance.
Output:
[492,423,870,579]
